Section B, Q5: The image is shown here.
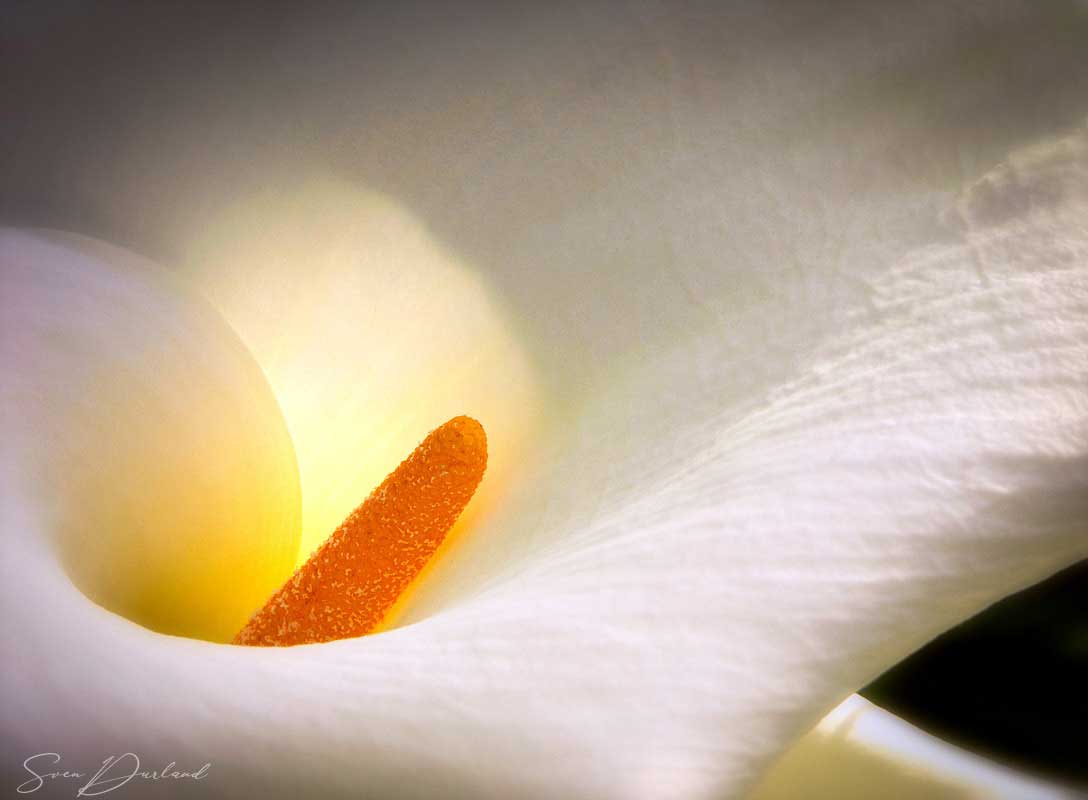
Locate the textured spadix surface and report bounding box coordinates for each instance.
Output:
[2,2,1087,799]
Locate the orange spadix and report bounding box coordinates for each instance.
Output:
[234,416,487,646]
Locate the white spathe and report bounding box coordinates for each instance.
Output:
[0,232,302,644]
[752,696,1070,800]
[2,2,1087,799]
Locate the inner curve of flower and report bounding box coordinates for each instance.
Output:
[234,416,487,646]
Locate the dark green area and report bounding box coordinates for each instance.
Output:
[862,559,1087,786]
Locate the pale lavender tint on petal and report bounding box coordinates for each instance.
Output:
[1,2,1087,799]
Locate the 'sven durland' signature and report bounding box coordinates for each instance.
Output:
[18,753,210,796]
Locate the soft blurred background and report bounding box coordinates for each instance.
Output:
[2,0,1085,794]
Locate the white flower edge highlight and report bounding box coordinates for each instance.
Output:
[1,125,1086,800]
[753,695,1071,800]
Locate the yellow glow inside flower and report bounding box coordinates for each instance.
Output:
[181,177,542,632]
[6,232,304,645]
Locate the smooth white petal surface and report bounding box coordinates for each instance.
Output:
[0,231,301,643]
[2,3,1087,799]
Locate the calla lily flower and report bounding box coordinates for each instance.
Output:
[2,3,1087,799]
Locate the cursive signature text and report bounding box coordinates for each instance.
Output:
[18,753,210,796]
